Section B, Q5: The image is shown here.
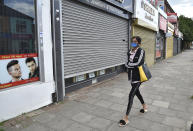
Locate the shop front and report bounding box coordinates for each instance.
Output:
[167,12,178,56]
[178,31,183,53]
[133,0,159,67]
[173,36,178,56]
[156,7,167,61]
[173,26,179,56]
[0,0,55,122]
[166,22,174,59]
[52,0,133,98]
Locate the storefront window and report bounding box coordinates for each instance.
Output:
[156,36,164,59]
[99,70,105,75]
[65,77,74,87]
[0,0,39,89]
[16,20,27,33]
[106,68,113,74]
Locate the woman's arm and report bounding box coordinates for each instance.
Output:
[128,49,145,67]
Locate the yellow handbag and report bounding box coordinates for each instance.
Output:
[138,64,152,82]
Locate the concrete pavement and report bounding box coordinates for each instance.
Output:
[1,49,193,131]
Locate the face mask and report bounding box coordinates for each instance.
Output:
[131,42,138,48]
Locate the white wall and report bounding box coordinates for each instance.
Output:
[0,0,55,122]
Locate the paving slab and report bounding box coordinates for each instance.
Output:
[152,100,170,108]
[66,123,92,131]
[20,123,53,131]
[162,117,186,128]
[149,123,173,131]
[87,117,111,130]
[71,112,95,124]
[95,99,113,108]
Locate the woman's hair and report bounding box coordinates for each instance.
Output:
[132,36,142,44]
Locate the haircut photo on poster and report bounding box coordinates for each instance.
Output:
[0,54,39,89]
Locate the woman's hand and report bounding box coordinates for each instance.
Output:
[125,62,129,68]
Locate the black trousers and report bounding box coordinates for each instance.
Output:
[126,82,145,116]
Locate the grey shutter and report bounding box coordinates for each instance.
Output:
[61,0,128,78]
[173,37,178,56]
[178,39,181,53]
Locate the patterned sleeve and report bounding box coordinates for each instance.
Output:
[128,49,145,67]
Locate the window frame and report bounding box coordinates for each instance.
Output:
[35,0,45,82]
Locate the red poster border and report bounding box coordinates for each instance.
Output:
[0,77,39,89]
[0,53,38,60]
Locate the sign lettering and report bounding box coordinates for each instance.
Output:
[141,0,155,16]
[145,13,153,21]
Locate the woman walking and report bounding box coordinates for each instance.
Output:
[119,36,147,127]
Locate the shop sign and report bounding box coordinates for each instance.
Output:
[78,0,129,19]
[159,15,167,32]
[168,22,174,32]
[167,13,177,23]
[158,7,167,18]
[134,0,158,30]
[141,0,155,16]
[165,32,172,37]
[105,0,133,12]
[158,0,164,11]
[0,53,39,89]
[168,23,174,29]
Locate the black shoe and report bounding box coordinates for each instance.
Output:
[140,109,148,113]
[118,119,129,127]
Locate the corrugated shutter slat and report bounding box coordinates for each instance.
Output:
[62,0,128,78]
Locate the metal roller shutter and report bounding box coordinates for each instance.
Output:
[133,26,155,67]
[173,37,178,56]
[178,39,181,53]
[61,0,128,78]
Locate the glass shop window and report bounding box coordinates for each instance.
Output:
[0,0,39,89]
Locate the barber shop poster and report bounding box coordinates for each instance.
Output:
[0,53,39,89]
